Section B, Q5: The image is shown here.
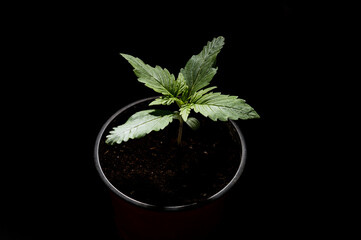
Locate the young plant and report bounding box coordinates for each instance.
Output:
[106,36,259,146]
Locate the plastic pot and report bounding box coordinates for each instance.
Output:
[94,97,247,240]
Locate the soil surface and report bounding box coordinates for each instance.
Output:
[98,100,242,206]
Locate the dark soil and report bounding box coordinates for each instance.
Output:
[98,100,242,206]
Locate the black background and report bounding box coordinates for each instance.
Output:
[3,1,339,239]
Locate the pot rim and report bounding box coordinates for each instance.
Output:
[94,96,247,212]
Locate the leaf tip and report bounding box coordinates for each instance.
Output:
[105,136,116,145]
[253,111,261,119]
[119,53,132,61]
[217,35,225,41]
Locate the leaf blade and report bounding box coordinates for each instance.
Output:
[106,109,175,145]
[120,53,178,96]
[149,96,179,106]
[179,103,194,121]
[192,92,260,121]
[148,73,188,106]
[181,36,225,96]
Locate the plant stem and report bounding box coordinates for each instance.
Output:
[177,117,183,146]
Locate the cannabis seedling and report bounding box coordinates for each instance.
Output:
[106,36,259,146]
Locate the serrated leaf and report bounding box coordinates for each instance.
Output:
[121,54,180,96]
[179,103,194,121]
[189,86,217,103]
[191,92,260,121]
[106,109,175,145]
[185,117,200,130]
[149,73,188,106]
[174,72,188,97]
[149,96,179,106]
[181,36,225,97]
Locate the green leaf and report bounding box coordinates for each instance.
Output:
[149,73,188,106]
[185,117,200,130]
[179,103,194,121]
[191,92,260,121]
[120,54,180,96]
[189,86,217,103]
[174,72,188,97]
[106,109,175,145]
[180,36,225,97]
[149,96,179,106]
